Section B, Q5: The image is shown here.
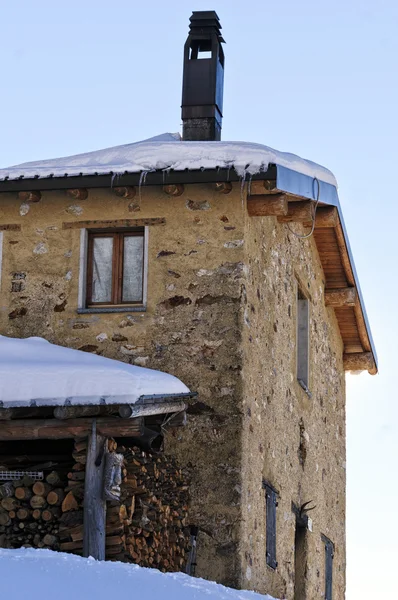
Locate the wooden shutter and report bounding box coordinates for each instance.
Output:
[263,481,278,569]
[322,534,334,600]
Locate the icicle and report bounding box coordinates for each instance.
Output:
[138,170,149,203]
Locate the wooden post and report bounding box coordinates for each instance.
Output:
[83,419,106,560]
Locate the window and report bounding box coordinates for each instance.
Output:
[86,229,145,308]
[297,288,310,391]
[263,480,278,569]
[321,534,334,600]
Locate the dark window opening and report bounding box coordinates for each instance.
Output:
[322,534,334,600]
[263,480,278,569]
[293,503,308,600]
[86,229,145,308]
[297,287,310,390]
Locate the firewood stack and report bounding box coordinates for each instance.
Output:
[0,437,190,573]
[0,470,67,550]
[105,441,191,571]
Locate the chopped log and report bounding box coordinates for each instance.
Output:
[113,186,136,199]
[325,288,357,308]
[30,495,46,510]
[61,492,78,512]
[42,508,61,522]
[60,540,83,551]
[43,534,57,547]
[47,489,65,506]
[0,417,143,440]
[0,483,14,498]
[247,193,288,217]
[15,487,32,501]
[74,440,88,453]
[163,184,184,197]
[46,471,61,486]
[59,510,83,527]
[32,509,42,520]
[0,512,10,526]
[66,188,88,200]
[303,206,338,228]
[18,191,41,203]
[1,498,18,511]
[32,482,51,497]
[214,182,232,194]
[277,200,313,223]
[67,471,85,482]
[16,508,31,520]
[343,352,376,374]
[83,422,106,560]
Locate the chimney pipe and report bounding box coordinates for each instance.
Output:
[181,11,225,141]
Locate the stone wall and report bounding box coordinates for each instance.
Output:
[238,213,346,599]
[0,183,246,588]
[0,183,346,597]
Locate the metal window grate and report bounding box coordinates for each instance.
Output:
[0,471,44,481]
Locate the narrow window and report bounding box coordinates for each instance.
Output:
[263,481,278,569]
[292,502,311,600]
[321,534,334,600]
[86,229,145,307]
[297,288,309,390]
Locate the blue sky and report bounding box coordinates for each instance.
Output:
[0,1,396,596]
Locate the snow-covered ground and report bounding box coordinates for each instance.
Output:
[0,548,279,600]
[0,335,190,407]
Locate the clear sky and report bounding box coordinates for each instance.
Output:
[0,1,396,597]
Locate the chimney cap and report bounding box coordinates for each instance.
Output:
[188,10,225,43]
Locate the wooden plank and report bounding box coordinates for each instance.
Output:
[325,288,357,307]
[62,217,166,230]
[0,417,143,440]
[248,180,277,195]
[0,224,21,231]
[83,420,106,560]
[247,194,288,217]
[303,206,338,228]
[277,201,313,223]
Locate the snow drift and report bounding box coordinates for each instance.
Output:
[0,549,279,600]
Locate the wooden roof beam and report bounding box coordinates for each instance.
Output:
[247,194,288,216]
[303,206,338,228]
[343,352,377,375]
[325,287,357,308]
[0,417,143,440]
[277,200,313,223]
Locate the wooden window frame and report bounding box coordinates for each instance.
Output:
[263,480,278,570]
[86,228,145,308]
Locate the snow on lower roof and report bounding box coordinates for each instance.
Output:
[0,549,279,600]
[0,336,190,408]
[0,132,337,187]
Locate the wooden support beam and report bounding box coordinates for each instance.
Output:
[18,191,41,203]
[62,217,165,230]
[214,182,232,194]
[113,186,136,199]
[248,180,277,195]
[303,206,338,228]
[83,420,106,560]
[325,288,357,308]
[247,194,288,217]
[66,188,88,201]
[53,406,102,420]
[0,417,143,440]
[343,352,377,374]
[277,201,313,223]
[163,184,184,197]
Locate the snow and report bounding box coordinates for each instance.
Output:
[0,549,279,600]
[0,132,337,187]
[0,336,190,408]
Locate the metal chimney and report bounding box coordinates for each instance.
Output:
[181,11,225,141]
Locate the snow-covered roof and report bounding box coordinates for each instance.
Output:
[0,548,279,600]
[0,336,190,408]
[0,132,337,187]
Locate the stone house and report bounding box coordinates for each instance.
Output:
[0,10,376,600]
